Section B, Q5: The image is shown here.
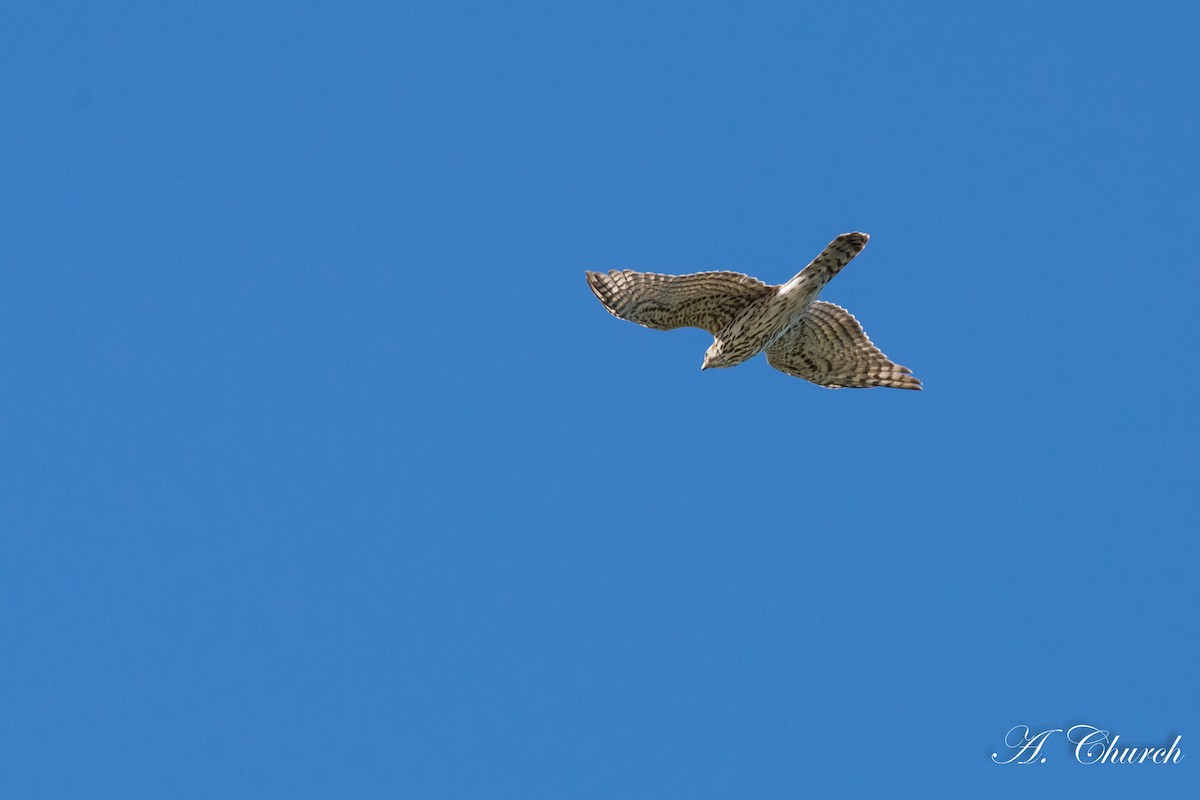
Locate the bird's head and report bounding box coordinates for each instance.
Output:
[701,342,730,371]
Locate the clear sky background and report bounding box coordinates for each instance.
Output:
[2,1,1197,797]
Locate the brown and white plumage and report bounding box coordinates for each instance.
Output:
[584,270,772,335]
[764,301,921,389]
[585,232,921,390]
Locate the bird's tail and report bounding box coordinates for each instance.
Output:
[785,232,869,292]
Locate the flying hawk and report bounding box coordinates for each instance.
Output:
[585,232,921,389]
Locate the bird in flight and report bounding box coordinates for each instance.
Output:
[585,232,921,390]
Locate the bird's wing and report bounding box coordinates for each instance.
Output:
[765,301,921,390]
[585,270,773,335]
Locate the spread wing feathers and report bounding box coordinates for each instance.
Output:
[765,301,922,390]
[585,269,773,335]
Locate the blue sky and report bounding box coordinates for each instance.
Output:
[2,1,1197,797]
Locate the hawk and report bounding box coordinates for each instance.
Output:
[585,232,921,390]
